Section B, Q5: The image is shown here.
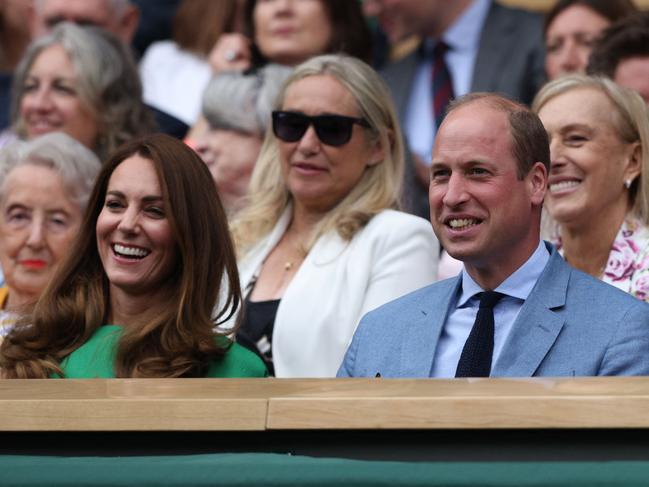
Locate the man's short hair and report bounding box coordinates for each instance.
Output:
[587,12,649,78]
[446,93,550,179]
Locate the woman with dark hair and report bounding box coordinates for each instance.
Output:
[190,0,373,148]
[208,0,372,74]
[0,134,266,378]
[544,0,636,80]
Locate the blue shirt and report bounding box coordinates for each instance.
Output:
[404,0,491,166]
[430,241,550,377]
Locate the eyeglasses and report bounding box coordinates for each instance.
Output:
[272,111,371,147]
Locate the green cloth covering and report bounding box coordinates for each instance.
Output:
[57,325,267,378]
[1,454,649,486]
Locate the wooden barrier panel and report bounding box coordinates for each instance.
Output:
[3,377,649,431]
[0,379,270,431]
[266,377,649,429]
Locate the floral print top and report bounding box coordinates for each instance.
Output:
[552,215,649,302]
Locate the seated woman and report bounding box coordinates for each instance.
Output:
[140,0,243,127]
[230,54,439,377]
[533,75,649,301]
[6,22,154,160]
[210,0,372,73]
[544,0,636,80]
[0,132,101,342]
[1,134,267,378]
[194,64,292,215]
[187,0,372,142]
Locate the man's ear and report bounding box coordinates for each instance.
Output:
[527,161,547,206]
[117,5,140,44]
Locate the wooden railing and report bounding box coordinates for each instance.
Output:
[3,377,649,431]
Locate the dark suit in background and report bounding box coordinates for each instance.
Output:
[382,1,546,217]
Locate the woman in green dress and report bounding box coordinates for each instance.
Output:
[1,133,266,378]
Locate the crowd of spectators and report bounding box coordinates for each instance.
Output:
[1,0,649,380]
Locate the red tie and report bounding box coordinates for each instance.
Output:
[432,41,455,129]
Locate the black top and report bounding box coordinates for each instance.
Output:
[237,297,279,376]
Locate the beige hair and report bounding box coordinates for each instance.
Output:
[230,54,404,255]
[532,74,649,225]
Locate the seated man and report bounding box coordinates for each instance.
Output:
[338,93,649,378]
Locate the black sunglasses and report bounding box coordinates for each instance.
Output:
[272,111,371,147]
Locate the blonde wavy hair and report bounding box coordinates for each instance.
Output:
[532,74,649,229]
[230,54,404,255]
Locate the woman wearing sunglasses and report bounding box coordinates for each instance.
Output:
[230,54,439,377]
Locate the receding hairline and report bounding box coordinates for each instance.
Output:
[447,93,528,118]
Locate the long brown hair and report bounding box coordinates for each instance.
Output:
[173,0,239,56]
[1,134,241,378]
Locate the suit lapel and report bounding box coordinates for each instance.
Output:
[492,249,569,376]
[472,2,513,92]
[381,50,420,124]
[400,278,460,377]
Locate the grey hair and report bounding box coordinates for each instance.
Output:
[202,64,293,135]
[0,132,101,210]
[11,22,154,161]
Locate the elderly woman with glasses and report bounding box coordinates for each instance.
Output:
[229,54,439,377]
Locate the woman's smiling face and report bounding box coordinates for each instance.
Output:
[96,154,177,297]
[538,87,640,226]
[0,164,82,305]
[19,44,99,150]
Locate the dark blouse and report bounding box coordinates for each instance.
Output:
[237,297,279,376]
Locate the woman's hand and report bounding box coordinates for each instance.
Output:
[209,33,253,74]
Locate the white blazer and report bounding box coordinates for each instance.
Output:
[236,208,439,377]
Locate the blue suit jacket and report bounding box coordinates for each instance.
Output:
[338,245,649,377]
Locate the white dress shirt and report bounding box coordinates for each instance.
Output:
[430,240,550,377]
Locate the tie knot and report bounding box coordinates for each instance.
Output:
[477,291,504,310]
[433,40,450,57]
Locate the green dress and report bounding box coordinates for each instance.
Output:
[57,325,267,378]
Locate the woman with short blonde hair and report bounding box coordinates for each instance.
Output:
[533,74,649,300]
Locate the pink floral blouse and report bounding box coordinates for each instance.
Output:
[553,216,649,302]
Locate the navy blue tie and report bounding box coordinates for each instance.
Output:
[455,291,504,378]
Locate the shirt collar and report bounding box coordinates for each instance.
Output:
[457,240,550,307]
[444,0,491,52]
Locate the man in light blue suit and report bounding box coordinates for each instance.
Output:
[338,93,649,378]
